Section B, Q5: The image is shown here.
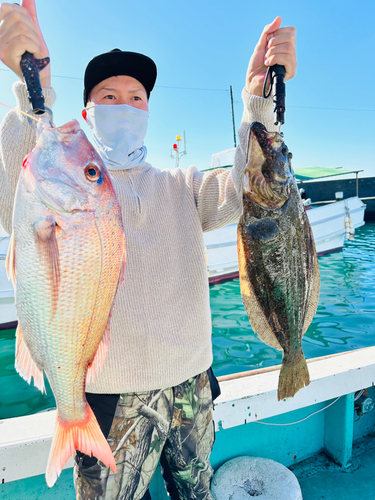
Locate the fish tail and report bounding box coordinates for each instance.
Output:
[45,405,116,487]
[278,355,310,401]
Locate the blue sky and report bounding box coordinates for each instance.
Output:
[0,0,374,173]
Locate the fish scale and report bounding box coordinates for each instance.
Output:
[238,122,320,401]
[6,119,125,486]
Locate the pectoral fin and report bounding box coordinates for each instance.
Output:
[35,217,60,314]
[5,232,16,285]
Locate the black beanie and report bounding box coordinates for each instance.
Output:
[83,49,157,106]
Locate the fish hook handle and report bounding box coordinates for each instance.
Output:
[20,51,53,125]
[263,64,286,127]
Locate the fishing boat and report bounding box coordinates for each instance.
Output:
[1,346,375,499]
[297,165,375,221]
[204,151,367,284]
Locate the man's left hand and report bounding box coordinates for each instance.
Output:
[246,16,297,97]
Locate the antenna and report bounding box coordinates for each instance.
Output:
[230,85,237,148]
[171,131,187,168]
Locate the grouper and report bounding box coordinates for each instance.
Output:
[237,122,320,400]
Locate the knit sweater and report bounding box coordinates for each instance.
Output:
[0,81,275,393]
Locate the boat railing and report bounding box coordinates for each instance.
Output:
[206,240,237,250]
[2,346,375,483]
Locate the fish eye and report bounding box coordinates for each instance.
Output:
[85,164,101,182]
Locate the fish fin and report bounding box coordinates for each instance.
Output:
[278,354,310,401]
[303,238,320,335]
[237,223,283,350]
[119,236,126,286]
[35,218,60,315]
[45,405,116,488]
[15,326,45,393]
[5,232,16,285]
[85,232,125,386]
[86,320,111,385]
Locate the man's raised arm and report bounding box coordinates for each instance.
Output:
[0,0,55,233]
[192,17,297,232]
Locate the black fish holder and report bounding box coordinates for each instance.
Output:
[20,51,53,127]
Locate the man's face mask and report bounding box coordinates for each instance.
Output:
[84,104,149,170]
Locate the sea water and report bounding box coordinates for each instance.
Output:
[1,223,374,419]
[212,222,375,376]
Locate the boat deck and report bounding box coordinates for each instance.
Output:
[294,434,375,500]
[1,439,375,500]
[2,348,375,499]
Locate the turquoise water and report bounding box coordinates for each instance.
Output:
[212,222,375,376]
[1,223,375,419]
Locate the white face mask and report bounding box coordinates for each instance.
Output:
[85,104,149,170]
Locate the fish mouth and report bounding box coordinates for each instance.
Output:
[244,123,292,208]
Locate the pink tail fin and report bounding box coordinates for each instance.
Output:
[45,405,116,487]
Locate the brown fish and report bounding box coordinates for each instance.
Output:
[237,122,320,400]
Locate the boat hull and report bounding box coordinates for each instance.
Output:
[298,176,375,221]
[205,196,366,284]
[1,346,375,498]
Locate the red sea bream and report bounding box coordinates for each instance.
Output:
[6,119,125,486]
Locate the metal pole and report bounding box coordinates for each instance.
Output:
[356,171,359,197]
[230,86,237,148]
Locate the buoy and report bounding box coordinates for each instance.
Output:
[211,456,302,500]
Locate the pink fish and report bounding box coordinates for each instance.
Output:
[6,119,125,486]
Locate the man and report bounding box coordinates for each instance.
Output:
[0,1,297,499]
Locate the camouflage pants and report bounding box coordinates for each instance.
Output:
[74,371,215,500]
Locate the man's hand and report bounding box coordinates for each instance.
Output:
[246,16,296,97]
[0,0,51,88]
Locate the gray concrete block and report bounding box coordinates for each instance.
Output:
[211,456,302,500]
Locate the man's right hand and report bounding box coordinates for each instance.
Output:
[0,0,51,88]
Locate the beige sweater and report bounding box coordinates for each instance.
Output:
[0,81,274,393]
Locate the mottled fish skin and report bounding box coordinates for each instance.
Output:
[237,122,320,400]
[6,120,125,486]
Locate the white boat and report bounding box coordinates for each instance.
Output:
[204,150,366,284]
[204,196,366,284]
[296,165,375,221]
[1,346,375,498]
